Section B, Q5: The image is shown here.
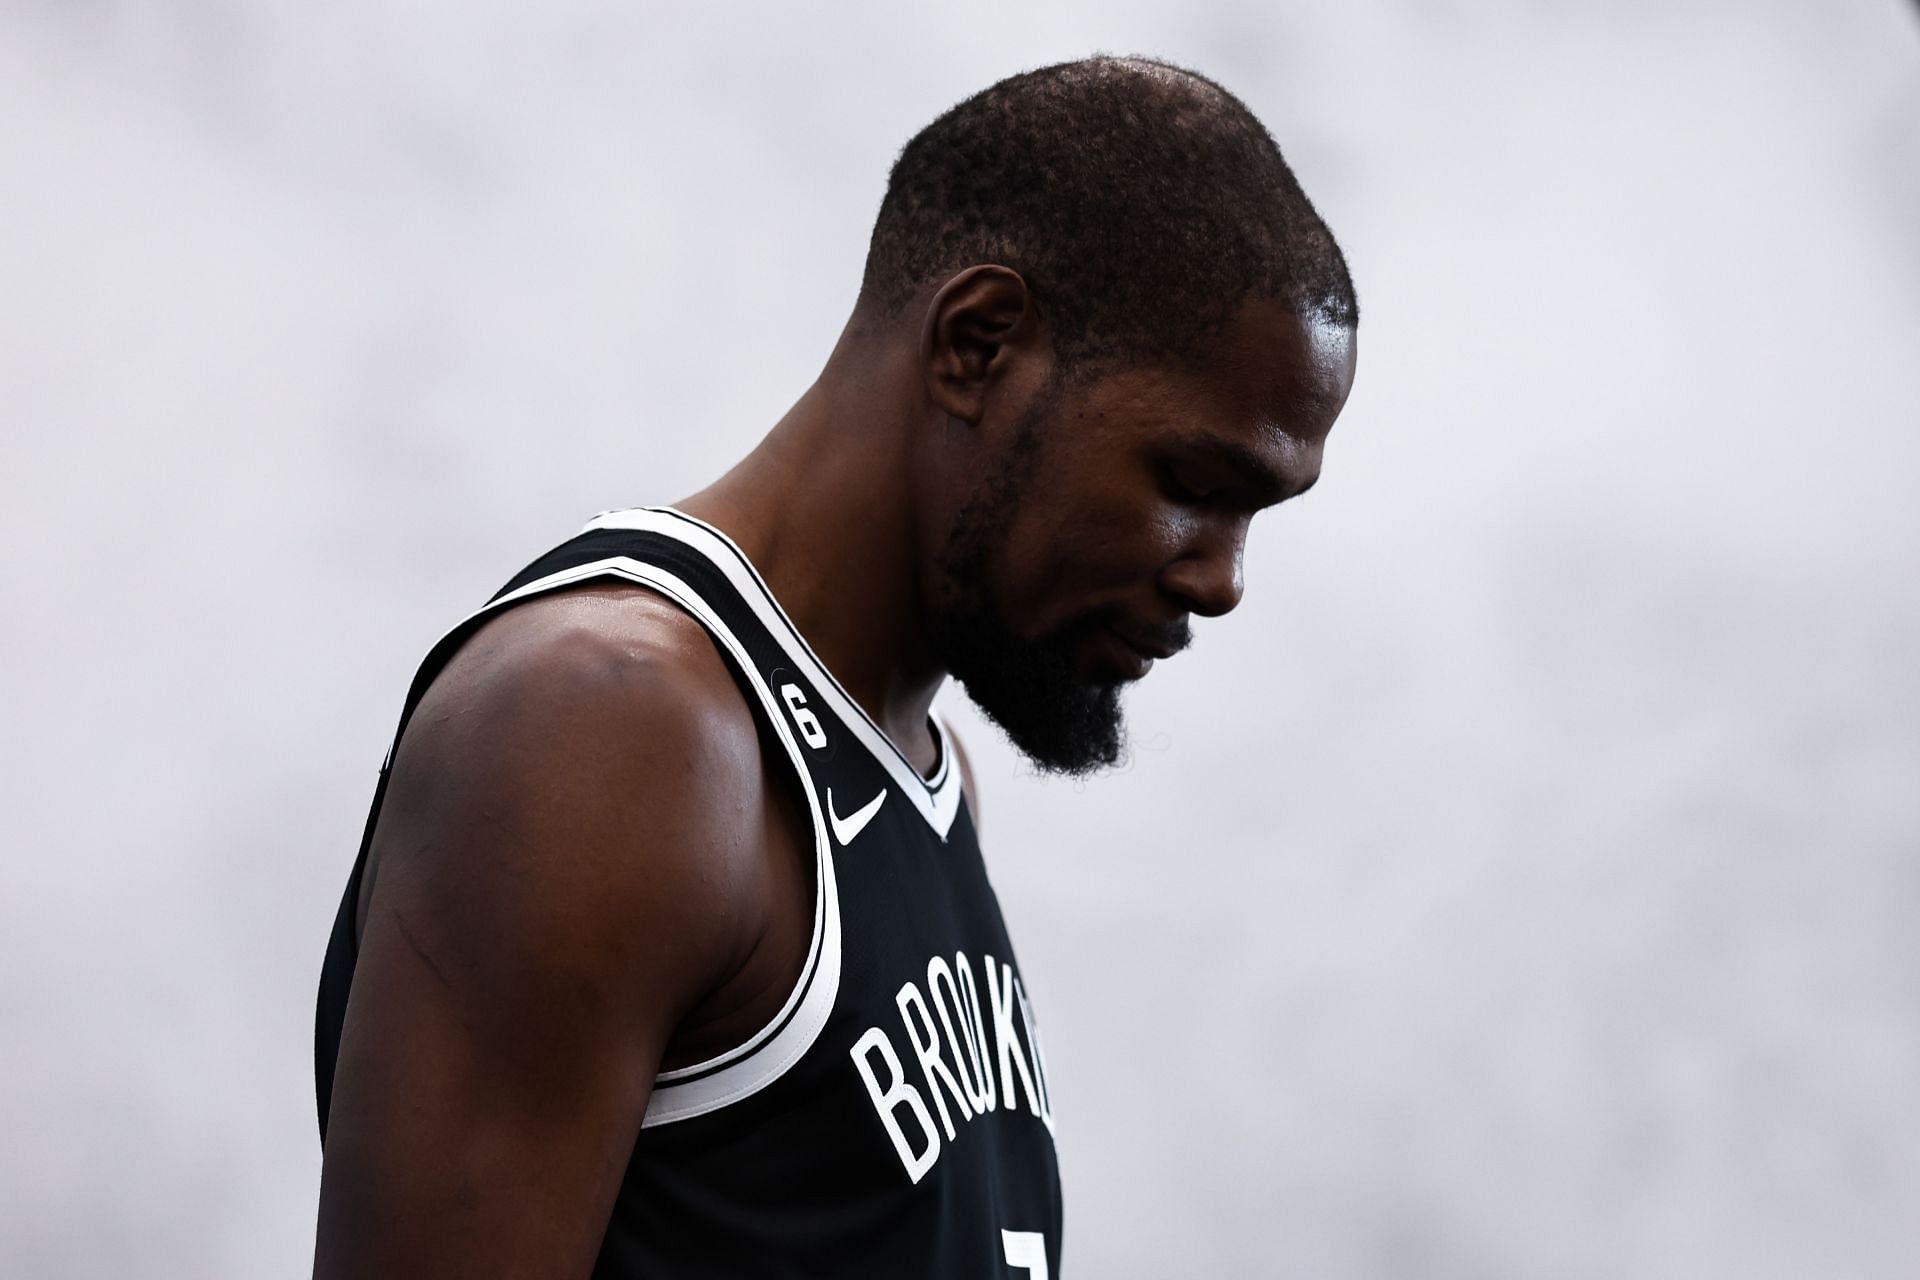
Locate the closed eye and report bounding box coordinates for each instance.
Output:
[1159,435,1308,512]
[1158,463,1217,506]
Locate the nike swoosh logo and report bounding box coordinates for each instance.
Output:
[827,787,888,847]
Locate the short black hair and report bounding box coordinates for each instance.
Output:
[858,55,1358,374]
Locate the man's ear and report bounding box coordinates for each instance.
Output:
[920,265,1045,426]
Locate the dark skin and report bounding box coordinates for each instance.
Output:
[313,268,1356,1278]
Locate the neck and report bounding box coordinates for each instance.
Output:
[672,317,948,776]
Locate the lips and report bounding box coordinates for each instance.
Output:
[1096,629,1153,680]
[1095,624,1184,681]
[1114,635,1177,661]
[1106,624,1183,662]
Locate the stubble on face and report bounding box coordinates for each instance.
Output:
[928,376,1131,777]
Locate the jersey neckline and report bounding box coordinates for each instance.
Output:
[581,505,964,839]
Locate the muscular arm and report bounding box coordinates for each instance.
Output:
[315,590,769,1279]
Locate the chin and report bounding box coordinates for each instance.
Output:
[932,583,1132,776]
[959,669,1128,778]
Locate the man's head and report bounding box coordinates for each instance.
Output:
[856,56,1358,775]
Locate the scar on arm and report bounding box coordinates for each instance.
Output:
[391,905,455,995]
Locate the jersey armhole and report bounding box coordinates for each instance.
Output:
[403,555,843,1122]
[549,561,840,1128]
[321,548,846,1138]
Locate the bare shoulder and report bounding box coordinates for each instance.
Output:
[411,579,752,762]
[367,579,771,968]
[318,582,775,1277]
[400,579,762,820]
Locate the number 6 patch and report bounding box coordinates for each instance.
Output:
[780,682,829,750]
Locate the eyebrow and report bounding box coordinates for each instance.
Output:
[1175,434,1314,508]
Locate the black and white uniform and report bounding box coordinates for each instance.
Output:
[315,506,1064,1279]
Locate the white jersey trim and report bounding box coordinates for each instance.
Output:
[386,552,842,1128]
[584,506,965,840]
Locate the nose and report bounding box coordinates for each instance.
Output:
[1159,521,1246,618]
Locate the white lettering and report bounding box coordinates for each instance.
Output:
[850,1026,940,1183]
[927,956,988,1114]
[851,952,1054,1185]
[953,951,997,1113]
[1002,1229,1050,1279]
[987,955,1042,1117]
[897,980,973,1140]
[1017,977,1055,1132]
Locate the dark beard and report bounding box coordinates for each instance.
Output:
[928,386,1129,777]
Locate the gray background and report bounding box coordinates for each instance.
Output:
[3,1,1917,1276]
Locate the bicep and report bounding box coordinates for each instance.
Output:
[318,884,662,1279]
[316,612,761,1279]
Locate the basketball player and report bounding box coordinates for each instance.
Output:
[314,55,1358,1278]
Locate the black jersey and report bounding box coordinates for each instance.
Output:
[315,506,1064,1279]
